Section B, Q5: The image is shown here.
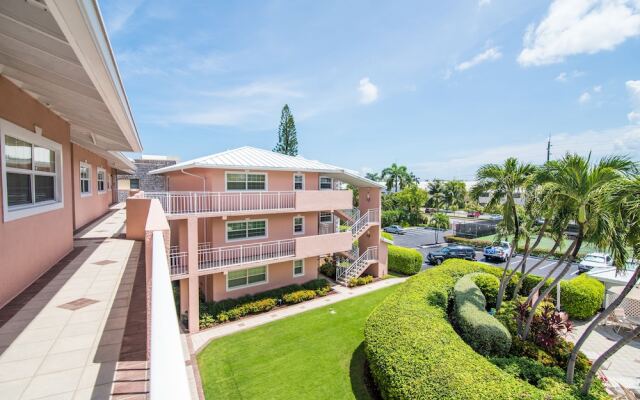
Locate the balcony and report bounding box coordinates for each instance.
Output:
[180,232,352,275]
[143,190,353,217]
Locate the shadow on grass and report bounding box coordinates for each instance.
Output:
[349,342,382,400]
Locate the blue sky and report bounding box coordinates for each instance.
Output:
[101,0,640,180]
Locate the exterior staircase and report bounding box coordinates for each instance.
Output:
[336,246,378,286]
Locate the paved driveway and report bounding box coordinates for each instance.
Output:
[386,228,580,280]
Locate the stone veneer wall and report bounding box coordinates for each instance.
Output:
[117,159,176,201]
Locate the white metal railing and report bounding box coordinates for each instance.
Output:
[168,246,188,276]
[350,208,379,238]
[339,207,361,224]
[145,191,296,215]
[150,231,191,398]
[197,239,296,271]
[336,246,378,284]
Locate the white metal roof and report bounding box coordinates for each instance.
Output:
[0,0,142,154]
[150,146,383,188]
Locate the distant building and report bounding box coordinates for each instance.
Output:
[117,155,178,201]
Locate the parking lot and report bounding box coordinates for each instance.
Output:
[387,227,580,280]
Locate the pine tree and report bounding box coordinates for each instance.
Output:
[273,104,298,156]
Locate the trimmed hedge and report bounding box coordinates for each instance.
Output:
[453,274,511,356]
[282,290,317,304]
[560,275,605,320]
[364,260,605,400]
[348,274,373,287]
[445,236,566,259]
[388,245,423,275]
[381,231,394,242]
[473,273,500,309]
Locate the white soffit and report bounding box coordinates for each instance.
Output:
[0,0,142,152]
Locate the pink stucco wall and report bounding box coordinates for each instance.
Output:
[165,168,321,192]
[0,76,74,308]
[203,256,320,301]
[71,143,113,230]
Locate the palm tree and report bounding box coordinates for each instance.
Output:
[427,180,447,211]
[429,213,450,243]
[381,163,411,192]
[365,172,381,182]
[521,153,636,339]
[471,158,537,311]
[571,176,640,390]
[443,180,467,210]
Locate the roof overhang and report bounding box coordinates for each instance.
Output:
[0,0,142,152]
[72,138,135,173]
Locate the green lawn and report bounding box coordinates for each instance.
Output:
[475,234,605,256]
[197,286,397,400]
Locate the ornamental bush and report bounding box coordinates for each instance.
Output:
[348,274,374,287]
[453,274,511,356]
[302,278,331,293]
[381,231,394,242]
[282,289,317,304]
[387,245,423,275]
[216,298,277,323]
[473,273,500,309]
[319,261,336,279]
[364,259,606,400]
[560,274,604,320]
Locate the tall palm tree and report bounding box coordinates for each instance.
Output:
[443,180,467,210]
[521,153,637,339]
[381,163,411,192]
[471,158,537,311]
[365,172,381,182]
[571,176,640,390]
[427,180,447,211]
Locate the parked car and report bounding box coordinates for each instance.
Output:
[483,241,512,262]
[487,214,503,221]
[427,245,476,265]
[383,225,405,234]
[467,211,481,218]
[578,253,614,273]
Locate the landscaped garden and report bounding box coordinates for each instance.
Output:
[197,285,398,400]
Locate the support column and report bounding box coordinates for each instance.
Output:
[179,278,189,315]
[187,216,200,333]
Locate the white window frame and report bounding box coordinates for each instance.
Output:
[293,259,305,277]
[97,167,106,194]
[293,215,305,235]
[293,173,305,191]
[0,118,64,222]
[80,162,92,197]
[225,171,268,191]
[225,218,268,242]
[226,265,269,291]
[319,176,333,190]
[319,211,333,223]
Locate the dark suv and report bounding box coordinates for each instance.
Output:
[427,245,476,265]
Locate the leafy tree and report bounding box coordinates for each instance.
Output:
[471,158,537,311]
[396,184,428,225]
[428,213,450,243]
[273,104,298,156]
[381,163,412,192]
[426,179,447,211]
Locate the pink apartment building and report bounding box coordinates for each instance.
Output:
[131,146,389,332]
[0,0,140,309]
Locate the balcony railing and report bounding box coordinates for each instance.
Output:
[197,239,296,271]
[145,191,296,215]
[168,246,188,276]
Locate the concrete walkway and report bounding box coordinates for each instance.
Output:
[0,205,147,400]
[567,318,640,394]
[189,276,407,352]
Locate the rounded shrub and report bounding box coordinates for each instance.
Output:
[560,274,604,320]
[364,259,602,400]
[473,273,500,309]
[454,274,511,356]
[387,245,423,275]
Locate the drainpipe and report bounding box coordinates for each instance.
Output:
[180,169,208,243]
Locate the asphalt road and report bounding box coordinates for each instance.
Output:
[387,227,580,280]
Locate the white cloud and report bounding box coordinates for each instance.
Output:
[455,47,502,71]
[579,91,592,104]
[593,85,603,93]
[627,80,640,123]
[410,125,640,179]
[518,0,640,66]
[555,70,586,82]
[104,0,143,34]
[555,72,568,82]
[479,0,492,7]
[358,77,379,104]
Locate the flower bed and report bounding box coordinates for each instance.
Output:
[198,278,332,329]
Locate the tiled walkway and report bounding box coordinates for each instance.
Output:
[189,276,407,352]
[0,205,148,400]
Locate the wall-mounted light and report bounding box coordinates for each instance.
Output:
[366,191,371,202]
[34,125,42,136]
